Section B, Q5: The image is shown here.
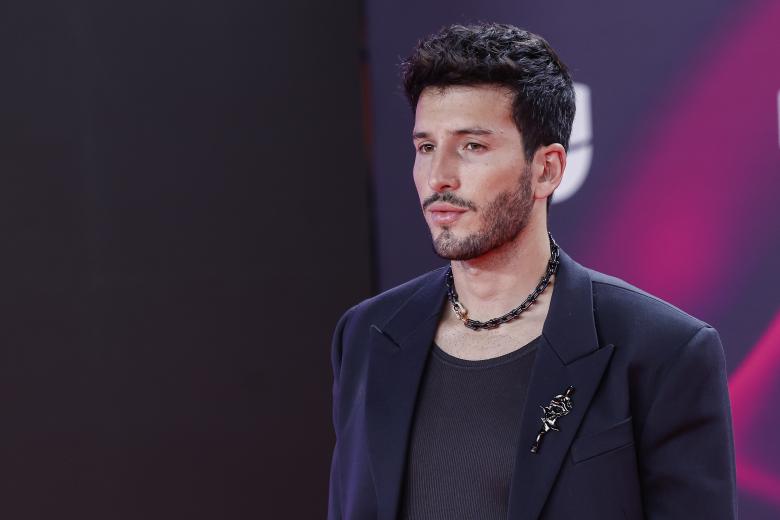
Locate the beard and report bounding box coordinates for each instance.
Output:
[430,166,534,261]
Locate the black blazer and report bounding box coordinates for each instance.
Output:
[328,250,737,519]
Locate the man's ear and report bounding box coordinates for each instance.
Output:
[532,143,566,201]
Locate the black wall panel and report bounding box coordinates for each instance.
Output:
[0,1,371,518]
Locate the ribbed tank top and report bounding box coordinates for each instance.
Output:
[400,337,540,519]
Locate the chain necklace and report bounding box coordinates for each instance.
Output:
[445,233,560,331]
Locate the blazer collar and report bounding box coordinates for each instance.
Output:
[365,250,612,520]
[542,249,601,364]
[378,266,449,348]
[378,249,600,356]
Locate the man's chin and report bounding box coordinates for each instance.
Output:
[432,236,483,261]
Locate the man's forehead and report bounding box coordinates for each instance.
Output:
[419,83,514,100]
[413,84,516,136]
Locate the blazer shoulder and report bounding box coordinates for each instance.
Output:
[586,268,714,356]
[589,268,708,327]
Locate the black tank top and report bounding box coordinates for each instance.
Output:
[400,337,540,519]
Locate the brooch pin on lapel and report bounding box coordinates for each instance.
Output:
[531,386,575,454]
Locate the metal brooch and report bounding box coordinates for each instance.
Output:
[531,386,575,453]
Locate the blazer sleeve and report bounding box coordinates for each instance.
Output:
[327,307,353,520]
[637,325,737,519]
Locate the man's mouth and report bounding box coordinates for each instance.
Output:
[427,203,469,225]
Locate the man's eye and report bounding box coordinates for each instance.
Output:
[418,143,434,153]
[464,142,485,151]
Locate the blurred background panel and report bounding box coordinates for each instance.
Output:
[0,0,370,518]
[366,0,780,517]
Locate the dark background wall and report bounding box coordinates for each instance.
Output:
[0,1,370,518]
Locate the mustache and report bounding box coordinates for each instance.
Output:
[422,191,477,211]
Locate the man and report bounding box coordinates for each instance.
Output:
[328,23,736,520]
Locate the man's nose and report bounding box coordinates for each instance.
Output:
[428,150,460,192]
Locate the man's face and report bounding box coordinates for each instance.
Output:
[412,84,534,261]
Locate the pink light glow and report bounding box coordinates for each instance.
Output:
[582,0,780,315]
[730,310,780,505]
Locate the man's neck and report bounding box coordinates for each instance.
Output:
[449,222,552,321]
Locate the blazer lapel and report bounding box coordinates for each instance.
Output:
[363,251,611,520]
[507,250,614,520]
[365,268,448,520]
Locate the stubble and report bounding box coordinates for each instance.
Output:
[432,167,534,261]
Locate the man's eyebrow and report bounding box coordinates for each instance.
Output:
[412,127,495,139]
[453,127,494,136]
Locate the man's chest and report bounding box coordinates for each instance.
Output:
[434,312,547,360]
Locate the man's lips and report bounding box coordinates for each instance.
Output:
[427,203,469,225]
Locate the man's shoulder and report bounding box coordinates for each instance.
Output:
[583,265,713,351]
[587,267,707,326]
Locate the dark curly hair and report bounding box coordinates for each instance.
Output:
[401,23,575,163]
